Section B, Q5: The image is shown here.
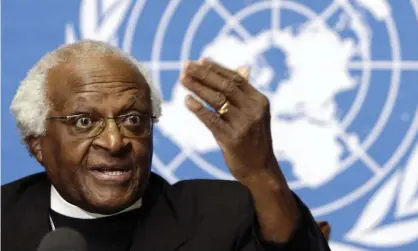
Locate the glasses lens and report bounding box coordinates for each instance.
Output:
[69,115,152,138]
[64,115,103,138]
[120,117,152,138]
[87,122,106,138]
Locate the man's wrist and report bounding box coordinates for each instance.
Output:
[238,160,288,194]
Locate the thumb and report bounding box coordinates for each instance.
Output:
[236,66,251,80]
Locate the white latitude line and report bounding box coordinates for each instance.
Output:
[186,149,236,180]
[318,0,340,20]
[142,61,184,71]
[152,156,179,183]
[271,0,280,31]
[301,0,340,30]
[356,148,383,174]
[348,60,418,70]
[142,60,418,72]
[412,0,418,24]
[338,129,383,174]
[207,0,253,40]
[166,151,189,172]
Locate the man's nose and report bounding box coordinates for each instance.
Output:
[92,119,126,154]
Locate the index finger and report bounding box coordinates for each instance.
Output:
[198,59,248,85]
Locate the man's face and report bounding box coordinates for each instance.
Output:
[34,55,153,214]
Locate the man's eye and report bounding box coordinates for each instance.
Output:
[123,115,141,125]
[75,116,93,128]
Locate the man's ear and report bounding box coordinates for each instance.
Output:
[26,136,43,164]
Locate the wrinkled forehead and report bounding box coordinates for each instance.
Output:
[45,54,151,112]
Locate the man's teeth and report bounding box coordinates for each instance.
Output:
[99,170,125,176]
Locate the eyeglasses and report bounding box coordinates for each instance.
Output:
[46,113,156,139]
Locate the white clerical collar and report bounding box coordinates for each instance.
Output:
[50,186,142,219]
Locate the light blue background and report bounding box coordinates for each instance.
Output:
[2,1,418,250]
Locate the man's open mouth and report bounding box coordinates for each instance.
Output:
[89,166,133,183]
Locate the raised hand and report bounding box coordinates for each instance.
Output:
[180,59,277,185]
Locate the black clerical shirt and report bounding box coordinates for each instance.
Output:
[50,209,139,251]
[2,172,330,251]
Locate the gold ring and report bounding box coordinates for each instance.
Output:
[217,101,230,115]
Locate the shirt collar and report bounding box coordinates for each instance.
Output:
[50,185,142,219]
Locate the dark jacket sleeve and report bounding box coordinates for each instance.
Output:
[236,193,331,251]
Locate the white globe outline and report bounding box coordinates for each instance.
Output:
[123,0,418,216]
[180,1,403,215]
[209,1,376,187]
[158,0,372,184]
[414,0,418,21]
[195,1,406,216]
[215,1,373,131]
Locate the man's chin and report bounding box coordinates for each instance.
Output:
[80,184,141,214]
[83,194,139,215]
[79,170,146,214]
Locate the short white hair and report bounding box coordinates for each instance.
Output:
[10,39,162,141]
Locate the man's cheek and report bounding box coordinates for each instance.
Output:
[65,142,92,166]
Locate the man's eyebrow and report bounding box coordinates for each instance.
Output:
[121,95,150,112]
[62,96,91,112]
[62,95,150,113]
[121,96,138,110]
[74,96,89,104]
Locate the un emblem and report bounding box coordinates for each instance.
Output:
[67,0,418,250]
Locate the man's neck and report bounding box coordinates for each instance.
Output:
[50,186,142,219]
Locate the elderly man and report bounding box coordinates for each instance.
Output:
[2,40,330,251]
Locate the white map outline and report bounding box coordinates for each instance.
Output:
[138,0,416,216]
[66,4,418,247]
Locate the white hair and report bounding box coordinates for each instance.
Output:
[10,40,162,141]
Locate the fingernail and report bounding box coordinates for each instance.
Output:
[185,95,202,110]
[237,66,251,79]
[245,66,252,74]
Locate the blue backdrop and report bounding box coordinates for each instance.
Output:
[2,1,418,250]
